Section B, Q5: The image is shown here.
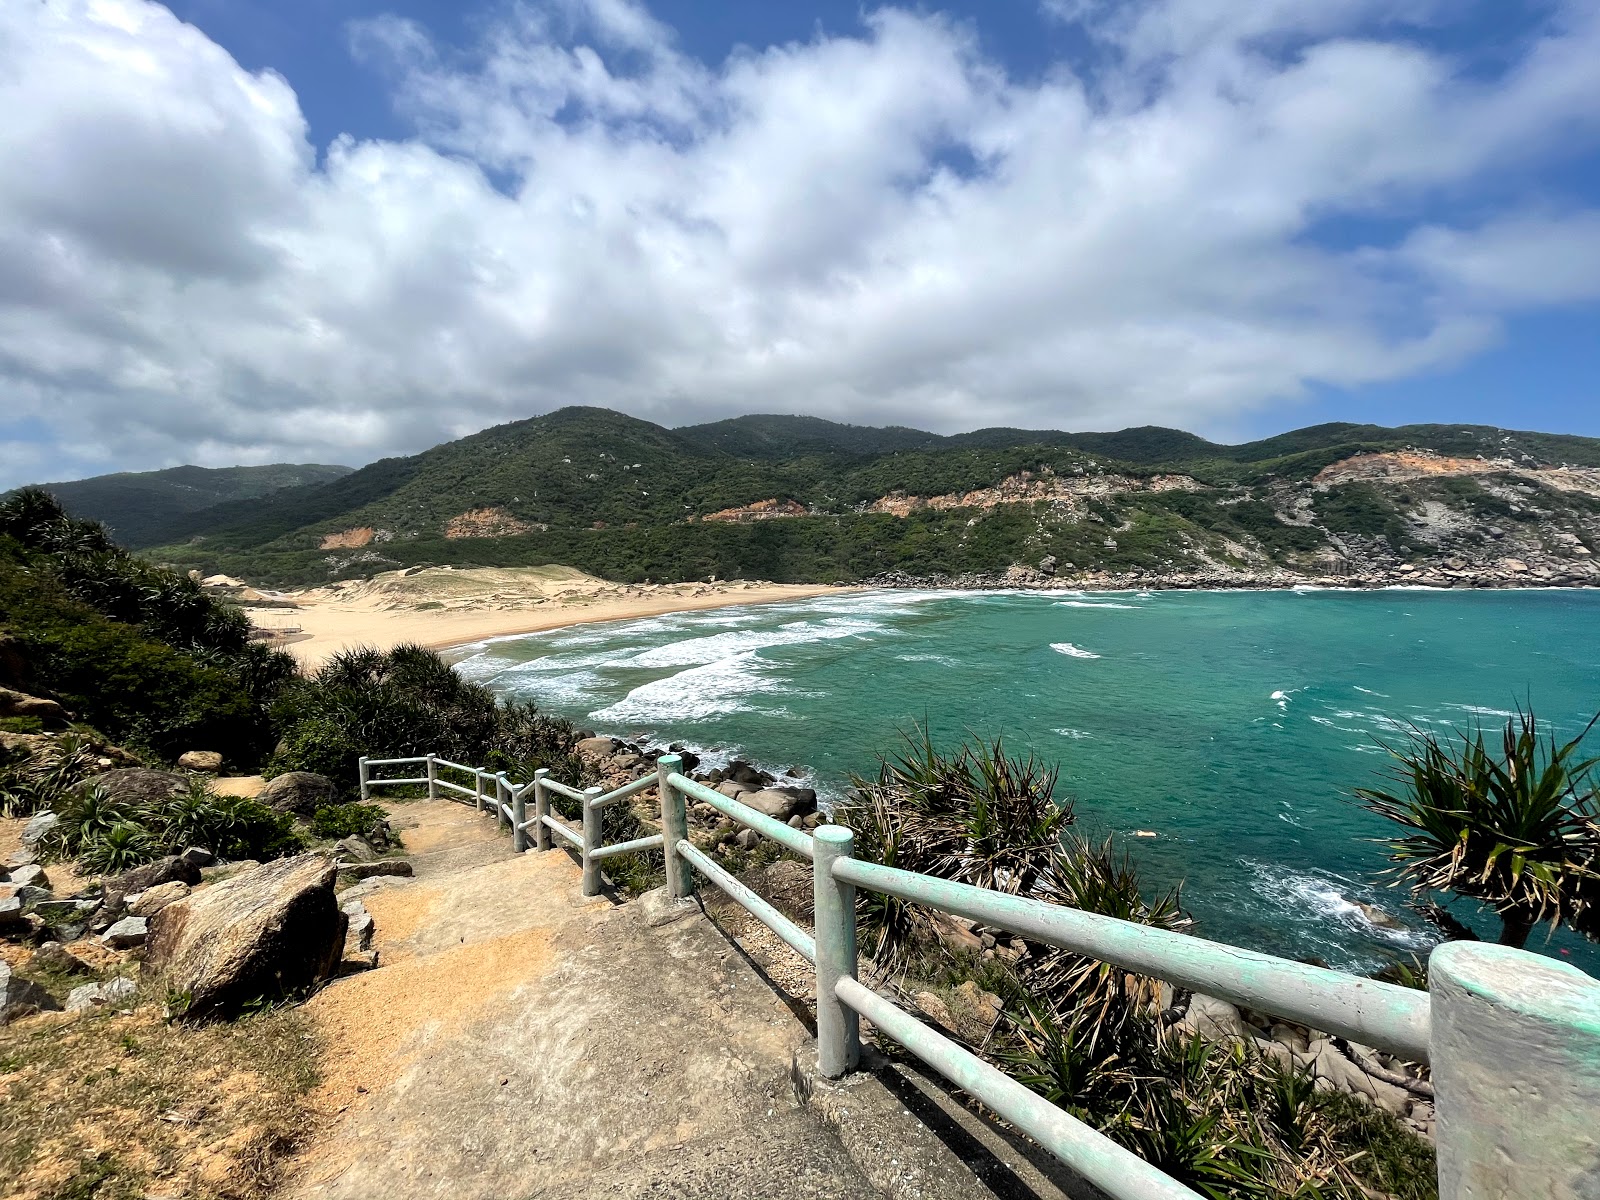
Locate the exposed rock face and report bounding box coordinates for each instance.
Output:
[177,750,224,773]
[739,788,818,822]
[107,856,201,899]
[144,854,347,1019]
[0,687,66,724]
[0,961,60,1023]
[78,769,188,809]
[259,771,339,815]
[130,881,191,917]
[20,812,58,848]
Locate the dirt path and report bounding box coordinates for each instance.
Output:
[285,801,880,1200]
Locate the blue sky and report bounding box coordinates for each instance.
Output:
[1,0,1598,485]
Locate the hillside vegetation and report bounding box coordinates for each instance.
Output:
[74,407,1600,586]
[5,462,352,549]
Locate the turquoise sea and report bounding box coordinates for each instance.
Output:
[448,588,1600,974]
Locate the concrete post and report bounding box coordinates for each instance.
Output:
[426,754,438,800]
[496,772,510,832]
[358,756,370,801]
[813,824,860,1078]
[656,754,690,900]
[512,778,528,853]
[474,769,485,814]
[1429,940,1600,1199]
[533,768,551,851]
[582,786,604,896]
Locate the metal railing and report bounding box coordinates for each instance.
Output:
[358,752,1600,1198]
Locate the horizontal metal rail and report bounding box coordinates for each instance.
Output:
[679,841,817,963]
[432,757,480,775]
[543,778,591,803]
[836,977,1204,1200]
[588,774,660,810]
[542,814,584,849]
[832,857,1432,1063]
[591,833,666,861]
[668,772,814,859]
[365,775,427,787]
[362,756,426,767]
[436,778,478,799]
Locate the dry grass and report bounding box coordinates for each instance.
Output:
[0,993,321,1200]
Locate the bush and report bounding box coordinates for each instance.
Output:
[0,735,99,817]
[270,644,588,790]
[310,802,391,842]
[40,778,305,869]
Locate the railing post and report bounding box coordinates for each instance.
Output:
[812,824,860,1078]
[474,769,485,813]
[533,768,551,851]
[655,755,690,900]
[358,756,370,801]
[1429,941,1600,1198]
[512,779,528,853]
[426,753,438,800]
[496,772,510,833]
[582,786,603,896]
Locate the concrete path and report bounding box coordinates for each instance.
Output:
[285,800,882,1200]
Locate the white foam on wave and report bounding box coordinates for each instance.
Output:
[1353,685,1389,697]
[1449,703,1516,718]
[591,651,782,723]
[1245,862,1434,951]
[896,653,958,666]
[1050,642,1102,659]
[1054,600,1143,610]
[627,617,881,669]
[1055,727,1095,739]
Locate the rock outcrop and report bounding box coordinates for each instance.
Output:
[144,853,348,1019]
[259,771,339,816]
[77,768,188,808]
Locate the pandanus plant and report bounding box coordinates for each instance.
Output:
[1357,709,1600,949]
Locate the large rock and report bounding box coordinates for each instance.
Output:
[576,736,619,760]
[20,811,59,848]
[259,771,339,816]
[143,853,348,1019]
[130,881,190,917]
[78,769,188,809]
[0,687,66,724]
[1175,993,1252,1043]
[66,977,138,1013]
[739,788,818,822]
[177,750,224,773]
[106,856,201,898]
[1,961,61,1022]
[101,916,149,948]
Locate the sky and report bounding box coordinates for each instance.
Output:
[1,0,1598,487]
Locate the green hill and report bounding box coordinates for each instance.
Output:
[133,409,1600,587]
[9,463,353,549]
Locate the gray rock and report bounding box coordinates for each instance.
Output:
[338,860,414,881]
[1175,993,1251,1043]
[636,885,699,929]
[739,788,818,822]
[9,863,49,889]
[20,811,59,848]
[179,846,215,868]
[29,941,92,976]
[342,904,375,951]
[66,976,138,1013]
[143,853,347,1020]
[0,895,24,926]
[735,828,760,851]
[176,750,224,773]
[101,916,149,948]
[77,768,188,809]
[259,771,340,816]
[106,856,200,899]
[0,960,61,1023]
[334,835,378,863]
[715,780,754,799]
[17,885,54,906]
[576,736,619,759]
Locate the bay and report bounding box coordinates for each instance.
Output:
[448,587,1600,974]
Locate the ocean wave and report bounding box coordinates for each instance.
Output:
[1448,704,1516,718]
[1055,727,1095,739]
[1245,862,1434,951]
[1050,642,1101,659]
[627,617,882,669]
[896,653,959,666]
[1054,600,1143,610]
[591,651,782,723]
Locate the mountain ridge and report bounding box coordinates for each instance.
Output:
[19,408,1600,589]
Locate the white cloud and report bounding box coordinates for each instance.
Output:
[1,0,1598,486]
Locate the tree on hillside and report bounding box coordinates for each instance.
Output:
[1357,710,1600,949]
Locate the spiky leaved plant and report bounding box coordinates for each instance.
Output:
[1356,709,1600,948]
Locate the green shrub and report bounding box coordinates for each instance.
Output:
[0,715,43,734]
[310,802,391,842]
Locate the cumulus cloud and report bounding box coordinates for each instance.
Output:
[1,0,1598,485]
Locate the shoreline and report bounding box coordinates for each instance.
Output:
[258,581,854,668]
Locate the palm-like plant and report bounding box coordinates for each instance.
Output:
[1356,709,1600,948]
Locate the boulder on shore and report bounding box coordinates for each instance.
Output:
[259,771,339,816]
[143,853,347,1020]
[739,788,818,822]
[177,750,224,773]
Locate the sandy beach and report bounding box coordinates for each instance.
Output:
[242,565,852,667]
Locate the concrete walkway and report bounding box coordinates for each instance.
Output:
[285,800,882,1200]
